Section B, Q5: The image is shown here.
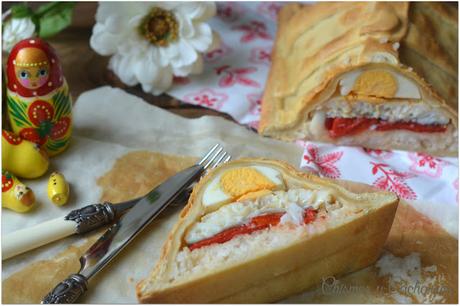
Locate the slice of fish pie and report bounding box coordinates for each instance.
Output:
[136,158,399,303]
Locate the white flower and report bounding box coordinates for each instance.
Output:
[90,2,219,95]
[2,17,36,52]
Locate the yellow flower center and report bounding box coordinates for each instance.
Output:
[140,7,179,47]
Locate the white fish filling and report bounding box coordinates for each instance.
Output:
[185,188,338,244]
[322,99,450,125]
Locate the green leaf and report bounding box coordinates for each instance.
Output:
[53,91,72,119]
[46,137,68,152]
[11,4,34,18]
[6,96,30,128]
[35,2,62,16]
[37,2,75,38]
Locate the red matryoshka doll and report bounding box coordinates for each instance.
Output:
[6,38,72,156]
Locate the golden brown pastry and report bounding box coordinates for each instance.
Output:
[136,158,399,303]
[259,2,458,157]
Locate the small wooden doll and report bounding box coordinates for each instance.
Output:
[2,170,36,213]
[6,38,72,156]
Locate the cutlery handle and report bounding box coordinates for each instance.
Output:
[2,217,76,260]
[2,202,116,260]
[41,273,88,304]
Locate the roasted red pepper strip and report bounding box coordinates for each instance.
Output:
[188,208,317,251]
[326,118,379,138]
[326,117,447,138]
[375,121,447,133]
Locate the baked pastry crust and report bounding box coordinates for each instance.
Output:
[259,2,458,156]
[136,158,399,303]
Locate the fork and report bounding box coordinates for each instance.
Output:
[2,144,231,260]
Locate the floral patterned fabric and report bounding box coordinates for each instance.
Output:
[298,141,458,203]
[168,2,278,129]
[297,140,459,236]
[166,2,458,236]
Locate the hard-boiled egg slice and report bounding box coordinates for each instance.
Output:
[338,68,420,99]
[202,165,285,211]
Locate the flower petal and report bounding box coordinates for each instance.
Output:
[176,2,216,22]
[186,23,214,52]
[135,50,160,84]
[172,54,203,76]
[90,23,120,55]
[155,2,180,11]
[158,44,180,66]
[172,64,190,77]
[90,11,137,56]
[169,39,198,69]
[108,54,138,86]
[96,2,147,22]
[104,15,126,34]
[143,66,173,95]
[175,10,195,39]
[2,18,35,52]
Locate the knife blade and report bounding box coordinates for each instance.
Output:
[41,163,204,303]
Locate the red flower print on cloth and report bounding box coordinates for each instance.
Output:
[249,46,272,65]
[363,148,393,159]
[247,93,262,115]
[232,20,272,43]
[204,42,232,62]
[371,162,417,200]
[20,100,70,146]
[302,144,343,179]
[408,152,445,178]
[215,65,260,88]
[183,89,228,110]
[217,3,243,23]
[257,2,283,20]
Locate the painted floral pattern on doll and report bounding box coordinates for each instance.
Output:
[6,38,72,156]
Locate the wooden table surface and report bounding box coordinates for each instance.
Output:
[2,2,235,125]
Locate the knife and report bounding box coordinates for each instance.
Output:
[2,186,194,260]
[41,144,230,303]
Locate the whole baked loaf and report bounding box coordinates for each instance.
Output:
[136,158,398,303]
[259,2,458,156]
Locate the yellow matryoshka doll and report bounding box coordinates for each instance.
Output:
[6,38,72,156]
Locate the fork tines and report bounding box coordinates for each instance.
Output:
[199,144,231,170]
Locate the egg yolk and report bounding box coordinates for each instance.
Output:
[352,70,397,98]
[220,168,277,199]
